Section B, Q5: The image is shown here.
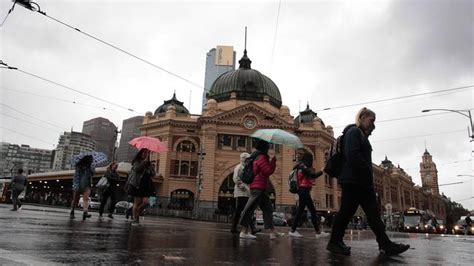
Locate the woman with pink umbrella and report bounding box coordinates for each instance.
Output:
[127,149,155,226]
[126,136,167,226]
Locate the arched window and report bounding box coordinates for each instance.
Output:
[177,140,196,152]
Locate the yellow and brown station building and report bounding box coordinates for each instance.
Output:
[26,49,446,221]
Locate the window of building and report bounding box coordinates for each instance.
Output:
[170,160,197,177]
[222,135,232,146]
[236,136,246,148]
[177,140,196,152]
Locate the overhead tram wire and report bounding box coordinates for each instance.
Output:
[0,126,56,146]
[0,112,60,133]
[0,60,142,114]
[16,2,202,89]
[316,85,474,112]
[270,0,282,74]
[371,129,466,143]
[0,0,17,28]
[1,87,119,112]
[0,102,67,131]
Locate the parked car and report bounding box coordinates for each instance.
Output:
[78,196,100,210]
[115,201,133,213]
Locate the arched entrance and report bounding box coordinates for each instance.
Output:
[217,173,277,212]
[217,173,235,213]
[169,189,194,210]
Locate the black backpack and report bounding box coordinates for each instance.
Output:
[324,134,345,178]
[288,168,298,193]
[240,151,261,184]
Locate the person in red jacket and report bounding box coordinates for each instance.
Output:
[239,139,283,240]
[289,151,323,237]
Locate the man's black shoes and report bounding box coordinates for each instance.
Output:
[380,243,410,256]
[327,241,351,256]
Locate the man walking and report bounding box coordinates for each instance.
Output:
[326,107,410,256]
[10,168,27,211]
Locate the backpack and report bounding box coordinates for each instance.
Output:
[324,131,347,178]
[288,169,298,193]
[324,124,363,178]
[240,152,260,184]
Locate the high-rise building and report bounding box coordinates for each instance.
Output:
[419,149,440,195]
[0,142,54,176]
[82,117,117,161]
[202,46,236,111]
[52,131,96,170]
[116,116,144,163]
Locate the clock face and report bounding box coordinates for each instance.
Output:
[243,118,257,129]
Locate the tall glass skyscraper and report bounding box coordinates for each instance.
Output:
[201,46,236,112]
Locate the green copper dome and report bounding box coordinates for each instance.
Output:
[207,50,282,108]
[154,93,190,116]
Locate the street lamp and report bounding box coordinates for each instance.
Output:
[422,109,473,141]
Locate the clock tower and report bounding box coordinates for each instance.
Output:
[419,149,440,195]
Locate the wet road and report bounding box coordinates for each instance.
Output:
[0,205,472,265]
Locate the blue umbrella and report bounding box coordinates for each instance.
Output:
[251,129,303,148]
[71,151,108,167]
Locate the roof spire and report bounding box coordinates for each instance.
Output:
[306,101,310,110]
[239,26,252,69]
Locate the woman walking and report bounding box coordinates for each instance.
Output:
[289,151,324,237]
[239,139,283,240]
[70,155,95,220]
[99,161,120,219]
[127,148,155,226]
[230,152,258,234]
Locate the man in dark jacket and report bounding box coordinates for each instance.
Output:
[327,107,410,256]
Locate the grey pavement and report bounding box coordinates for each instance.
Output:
[0,204,472,265]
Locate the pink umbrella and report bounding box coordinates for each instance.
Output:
[128,136,168,153]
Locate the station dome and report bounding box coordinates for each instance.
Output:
[207,50,282,108]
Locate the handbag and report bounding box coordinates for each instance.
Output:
[96,176,109,190]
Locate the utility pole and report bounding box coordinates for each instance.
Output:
[193,144,206,219]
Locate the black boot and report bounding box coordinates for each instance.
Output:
[327,241,351,256]
[82,211,91,220]
[379,243,410,256]
[70,210,75,219]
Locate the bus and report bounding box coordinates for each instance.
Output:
[403,207,437,233]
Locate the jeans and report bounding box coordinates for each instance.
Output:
[99,189,116,215]
[11,188,22,210]
[239,189,274,229]
[330,184,391,248]
[232,197,256,231]
[292,187,320,232]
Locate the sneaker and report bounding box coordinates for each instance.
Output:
[10,208,17,211]
[70,210,75,219]
[251,229,262,235]
[108,214,114,219]
[289,230,303,237]
[131,221,140,226]
[379,243,410,256]
[327,241,351,256]
[270,232,284,240]
[240,232,257,239]
[315,231,330,237]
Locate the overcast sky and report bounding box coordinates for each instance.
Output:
[1,0,472,209]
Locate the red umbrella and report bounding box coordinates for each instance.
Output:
[128,136,168,153]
